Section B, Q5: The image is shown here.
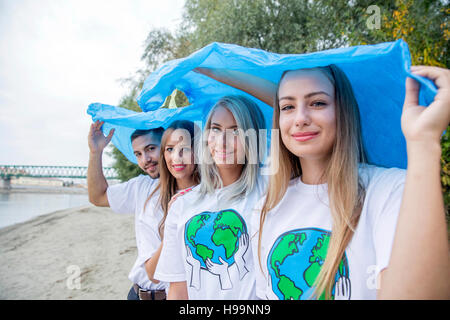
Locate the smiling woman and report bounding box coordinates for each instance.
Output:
[163,126,197,189]
[140,120,200,286]
[199,95,266,200]
[145,120,201,238]
[277,69,338,178]
[154,95,268,300]
[255,64,450,300]
[191,60,450,299]
[259,65,367,300]
[207,106,245,175]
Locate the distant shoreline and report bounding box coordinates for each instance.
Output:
[0,186,88,195]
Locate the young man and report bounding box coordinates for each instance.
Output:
[87,120,167,300]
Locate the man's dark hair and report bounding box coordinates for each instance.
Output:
[130,127,164,143]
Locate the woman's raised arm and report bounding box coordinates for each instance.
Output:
[194,67,278,107]
[379,66,450,299]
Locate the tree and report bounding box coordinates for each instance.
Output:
[107,89,142,182]
[347,0,450,216]
[109,28,190,181]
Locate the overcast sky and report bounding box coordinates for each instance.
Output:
[0,0,185,167]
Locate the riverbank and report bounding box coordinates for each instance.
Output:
[0,186,88,194]
[0,205,136,299]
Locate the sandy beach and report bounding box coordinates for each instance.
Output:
[0,204,136,299]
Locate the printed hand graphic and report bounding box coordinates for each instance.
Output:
[234,233,249,280]
[206,257,232,290]
[334,276,351,300]
[185,245,201,290]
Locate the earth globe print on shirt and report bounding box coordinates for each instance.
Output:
[184,209,250,289]
[267,228,350,300]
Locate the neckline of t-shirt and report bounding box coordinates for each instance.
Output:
[175,183,199,193]
[213,174,265,196]
[214,177,243,193]
[294,176,328,194]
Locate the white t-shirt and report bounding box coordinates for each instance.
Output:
[155,177,267,300]
[107,175,168,291]
[251,164,406,300]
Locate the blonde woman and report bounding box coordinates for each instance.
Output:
[197,65,450,299]
[154,95,267,299]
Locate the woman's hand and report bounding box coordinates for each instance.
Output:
[401,66,450,145]
[379,66,450,299]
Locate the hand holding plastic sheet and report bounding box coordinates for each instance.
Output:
[87,40,437,168]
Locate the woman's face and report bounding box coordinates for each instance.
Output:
[164,129,196,183]
[207,106,245,168]
[278,69,337,161]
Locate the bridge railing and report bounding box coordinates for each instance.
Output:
[0,165,118,180]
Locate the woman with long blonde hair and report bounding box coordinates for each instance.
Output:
[257,65,370,300]
[154,95,268,300]
[196,65,450,299]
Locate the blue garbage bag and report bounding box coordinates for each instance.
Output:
[87,101,209,164]
[88,39,437,168]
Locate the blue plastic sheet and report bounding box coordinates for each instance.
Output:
[88,39,437,168]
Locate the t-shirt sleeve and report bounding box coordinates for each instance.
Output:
[106,175,148,214]
[154,198,187,282]
[371,168,406,273]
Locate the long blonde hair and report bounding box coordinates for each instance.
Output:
[198,95,266,202]
[259,65,367,299]
[145,120,200,238]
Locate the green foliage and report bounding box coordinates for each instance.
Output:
[441,127,450,217]
[181,0,350,53]
[161,89,190,109]
[343,0,449,214]
[348,0,449,67]
[109,29,186,181]
[141,29,178,78]
[109,145,142,181]
[108,89,143,182]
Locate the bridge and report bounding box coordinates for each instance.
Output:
[0,165,118,189]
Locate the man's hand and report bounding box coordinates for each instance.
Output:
[88,120,115,154]
[87,120,112,207]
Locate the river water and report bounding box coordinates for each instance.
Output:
[0,188,90,229]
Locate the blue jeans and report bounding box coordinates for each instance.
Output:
[127,285,139,300]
